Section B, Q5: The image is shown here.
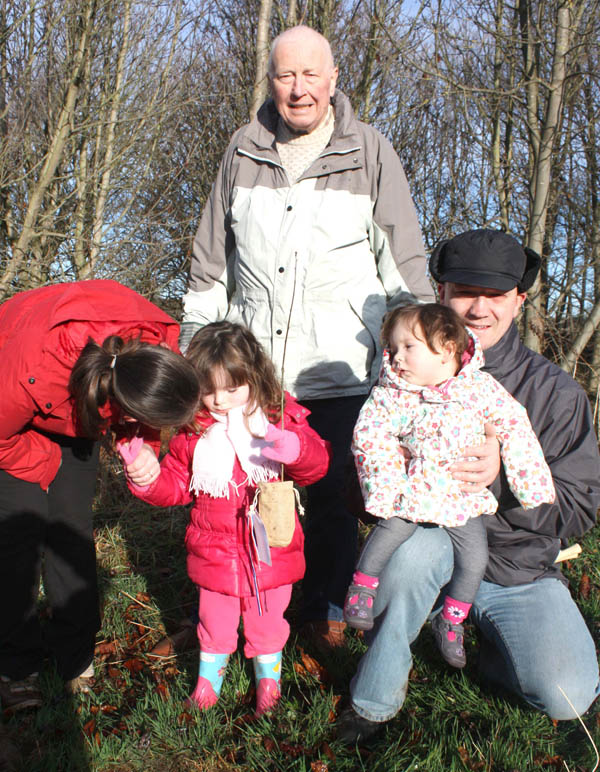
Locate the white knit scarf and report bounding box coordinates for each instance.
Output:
[190,404,279,499]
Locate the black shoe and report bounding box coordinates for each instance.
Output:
[431,612,467,668]
[336,706,384,744]
[343,584,377,631]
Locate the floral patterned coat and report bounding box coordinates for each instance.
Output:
[352,332,555,527]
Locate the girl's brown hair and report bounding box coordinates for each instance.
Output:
[69,336,200,438]
[381,303,470,365]
[185,322,282,421]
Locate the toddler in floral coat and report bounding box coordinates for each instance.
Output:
[344,303,555,668]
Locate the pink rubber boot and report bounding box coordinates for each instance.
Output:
[185,652,229,710]
[186,676,219,710]
[253,652,282,716]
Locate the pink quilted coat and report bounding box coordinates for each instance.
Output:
[131,397,330,597]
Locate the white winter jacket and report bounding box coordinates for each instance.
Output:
[183,90,434,399]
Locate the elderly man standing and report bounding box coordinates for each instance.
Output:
[338,229,600,742]
[179,25,434,649]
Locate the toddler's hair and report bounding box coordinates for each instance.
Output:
[186,322,283,421]
[381,303,470,363]
[69,337,200,438]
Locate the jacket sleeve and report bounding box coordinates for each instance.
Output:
[127,432,194,508]
[484,378,555,509]
[492,378,599,542]
[279,412,331,487]
[351,386,410,519]
[182,139,238,326]
[366,129,435,307]
[0,429,61,488]
[0,376,61,487]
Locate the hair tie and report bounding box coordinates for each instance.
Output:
[110,354,117,369]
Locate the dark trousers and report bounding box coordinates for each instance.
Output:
[0,436,101,680]
[299,395,366,622]
[357,515,489,604]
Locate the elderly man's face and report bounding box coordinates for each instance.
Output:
[269,34,338,134]
[439,283,526,350]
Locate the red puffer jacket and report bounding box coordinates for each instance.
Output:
[0,280,180,489]
[131,398,331,597]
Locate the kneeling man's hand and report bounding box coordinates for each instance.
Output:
[450,423,500,492]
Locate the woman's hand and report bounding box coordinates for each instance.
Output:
[450,423,500,492]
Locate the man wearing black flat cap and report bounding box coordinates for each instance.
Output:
[338,228,600,743]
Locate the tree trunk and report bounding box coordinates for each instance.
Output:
[0,1,95,294]
[249,0,273,119]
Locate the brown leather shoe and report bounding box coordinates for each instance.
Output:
[300,620,347,651]
[149,623,197,658]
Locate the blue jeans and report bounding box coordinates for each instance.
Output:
[350,526,599,721]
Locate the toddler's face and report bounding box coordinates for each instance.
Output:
[201,368,250,415]
[388,320,454,387]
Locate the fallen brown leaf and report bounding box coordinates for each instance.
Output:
[579,573,591,599]
[178,711,196,726]
[320,742,336,761]
[94,640,117,657]
[123,657,144,675]
[327,694,342,722]
[82,718,96,737]
[299,648,330,683]
[155,682,169,701]
[279,741,306,758]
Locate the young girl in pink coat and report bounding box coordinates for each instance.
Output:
[120,322,330,715]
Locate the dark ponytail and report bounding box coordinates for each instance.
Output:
[69,336,199,438]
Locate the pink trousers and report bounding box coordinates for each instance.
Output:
[196,584,293,658]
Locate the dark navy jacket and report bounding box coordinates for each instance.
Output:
[482,323,600,585]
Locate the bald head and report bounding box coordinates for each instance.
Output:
[267,26,335,77]
[267,25,338,134]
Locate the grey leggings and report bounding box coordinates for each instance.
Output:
[356,515,488,604]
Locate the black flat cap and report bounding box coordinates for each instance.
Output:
[429,229,541,292]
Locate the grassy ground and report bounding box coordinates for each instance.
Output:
[2,456,599,772]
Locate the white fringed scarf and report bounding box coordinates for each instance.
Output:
[190,404,280,499]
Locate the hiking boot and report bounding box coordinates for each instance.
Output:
[300,620,347,651]
[431,613,467,668]
[149,621,197,658]
[0,673,42,712]
[343,584,377,630]
[336,706,384,744]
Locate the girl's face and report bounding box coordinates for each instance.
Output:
[201,367,250,415]
[388,320,456,387]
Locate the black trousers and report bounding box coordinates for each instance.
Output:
[299,395,367,622]
[0,436,101,680]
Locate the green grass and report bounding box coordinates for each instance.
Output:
[2,458,599,771]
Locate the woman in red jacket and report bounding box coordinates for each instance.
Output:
[0,280,200,712]
[121,322,330,716]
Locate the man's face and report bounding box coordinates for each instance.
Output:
[439,283,526,350]
[269,34,338,134]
